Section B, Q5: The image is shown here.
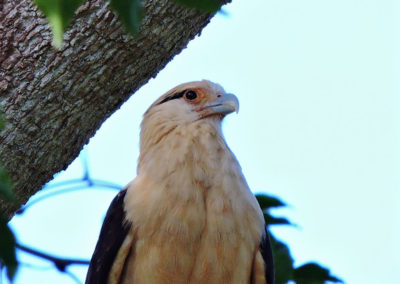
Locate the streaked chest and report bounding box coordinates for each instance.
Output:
[122,174,263,282]
[120,123,264,283]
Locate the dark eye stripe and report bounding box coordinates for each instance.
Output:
[158,90,186,105]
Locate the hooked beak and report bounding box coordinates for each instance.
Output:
[198,93,239,118]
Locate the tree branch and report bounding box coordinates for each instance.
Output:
[16,243,89,272]
[0,0,230,220]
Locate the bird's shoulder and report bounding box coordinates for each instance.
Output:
[260,226,275,284]
[85,188,132,284]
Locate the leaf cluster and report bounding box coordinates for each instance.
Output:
[32,0,224,48]
[256,194,343,284]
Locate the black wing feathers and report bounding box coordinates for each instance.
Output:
[260,226,275,284]
[85,189,131,284]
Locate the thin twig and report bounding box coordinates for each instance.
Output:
[65,270,84,284]
[19,261,54,271]
[11,152,121,284]
[16,244,90,272]
[43,178,87,190]
[17,180,122,214]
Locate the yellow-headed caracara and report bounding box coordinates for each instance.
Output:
[86,80,274,284]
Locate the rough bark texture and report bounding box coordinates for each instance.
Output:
[0,0,229,219]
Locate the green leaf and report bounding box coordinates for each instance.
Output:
[33,0,85,48]
[0,213,18,281]
[0,165,14,202]
[293,262,343,284]
[110,0,144,35]
[256,194,286,211]
[173,0,223,12]
[270,234,295,284]
[264,213,292,226]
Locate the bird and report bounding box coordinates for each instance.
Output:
[85,80,274,284]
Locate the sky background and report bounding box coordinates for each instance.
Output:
[4,0,400,283]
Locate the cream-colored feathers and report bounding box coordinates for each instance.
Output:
[115,80,266,284]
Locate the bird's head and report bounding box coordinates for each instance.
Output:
[139,80,239,163]
[138,80,239,176]
[144,80,238,124]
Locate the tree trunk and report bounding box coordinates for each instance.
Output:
[0,0,229,219]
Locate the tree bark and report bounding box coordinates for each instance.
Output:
[0,0,229,219]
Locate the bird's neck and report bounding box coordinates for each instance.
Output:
[125,118,264,248]
[137,119,231,182]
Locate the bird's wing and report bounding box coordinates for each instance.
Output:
[85,188,132,284]
[260,226,275,284]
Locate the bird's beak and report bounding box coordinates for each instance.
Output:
[213,93,239,114]
[198,93,239,117]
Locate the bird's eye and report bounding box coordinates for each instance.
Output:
[185,91,197,101]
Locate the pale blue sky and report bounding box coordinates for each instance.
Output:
[7,0,400,283]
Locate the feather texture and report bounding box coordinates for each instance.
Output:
[86,189,131,284]
[86,80,274,284]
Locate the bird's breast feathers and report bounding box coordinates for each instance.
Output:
[121,121,265,284]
